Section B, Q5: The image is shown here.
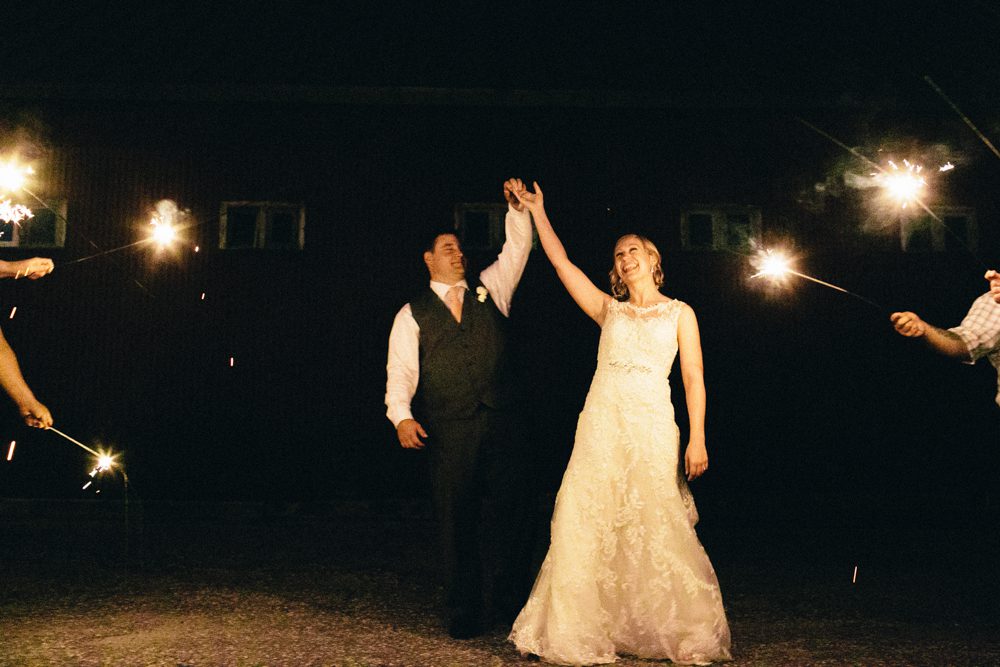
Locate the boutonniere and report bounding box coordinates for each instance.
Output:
[476,286,489,303]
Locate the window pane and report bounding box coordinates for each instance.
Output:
[688,213,713,249]
[267,209,298,246]
[903,219,933,252]
[943,216,968,252]
[20,209,57,246]
[226,206,258,248]
[462,210,490,248]
[726,213,751,249]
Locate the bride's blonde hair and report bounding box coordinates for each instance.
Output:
[609,234,664,299]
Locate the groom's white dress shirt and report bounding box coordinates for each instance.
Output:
[386,205,532,427]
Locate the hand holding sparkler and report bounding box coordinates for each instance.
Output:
[0,258,54,280]
[0,326,52,427]
[889,310,970,360]
[19,398,52,429]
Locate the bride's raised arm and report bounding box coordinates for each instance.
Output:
[513,182,612,324]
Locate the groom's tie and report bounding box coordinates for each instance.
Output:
[445,285,463,323]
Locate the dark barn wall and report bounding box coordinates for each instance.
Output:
[0,94,997,537]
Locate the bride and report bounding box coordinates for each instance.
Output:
[508,183,732,665]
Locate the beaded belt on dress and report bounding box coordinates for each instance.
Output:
[603,360,653,374]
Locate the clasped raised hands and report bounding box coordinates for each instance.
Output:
[508,180,545,216]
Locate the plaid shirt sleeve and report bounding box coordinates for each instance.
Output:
[948,293,1000,362]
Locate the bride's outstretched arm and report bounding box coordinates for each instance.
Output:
[678,304,709,481]
[513,182,611,324]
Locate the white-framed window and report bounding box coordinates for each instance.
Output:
[219,201,305,250]
[900,206,977,253]
[453,203,509,250]
[453,203,539,250]
[0,197,67,248]
[680,205,762,251]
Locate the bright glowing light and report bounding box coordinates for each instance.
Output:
[939,162,955,172]
[8,307,15,319]
[6,440,14,461]
[875,159,926,209]
[749,246,883,310]
[229,356,235,367]
[852,565,858,584]
[88,451,117,477]
[151,222,176,246]
[0,199,33,224]
[751,250,791,279]
[0,160,33,194]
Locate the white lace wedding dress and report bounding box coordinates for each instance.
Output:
[509,298,732,666]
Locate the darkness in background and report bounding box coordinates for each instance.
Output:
[0,2,996,563]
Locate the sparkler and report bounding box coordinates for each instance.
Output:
[0,160,33,194]
[750,248,883,310]
[46,427,118,476]
[875,160,925,209]
[924,76,1000,162]
[0,159,35,224]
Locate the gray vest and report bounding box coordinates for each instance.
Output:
[410,283,509,421]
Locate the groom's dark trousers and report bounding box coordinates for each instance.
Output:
[410,284,536,627]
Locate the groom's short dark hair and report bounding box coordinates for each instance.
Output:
[424,226,461,254]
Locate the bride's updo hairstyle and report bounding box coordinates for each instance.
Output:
[609,233,664,300]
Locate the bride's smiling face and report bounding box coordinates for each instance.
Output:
[614,236,653,284]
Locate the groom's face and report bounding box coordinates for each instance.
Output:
[424,233,466,284]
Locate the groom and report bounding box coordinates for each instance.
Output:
[385,178,535,638]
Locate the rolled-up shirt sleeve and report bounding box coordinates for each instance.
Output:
[479,204,532,317]
[948,293,1000,362]
[385,304,420,427]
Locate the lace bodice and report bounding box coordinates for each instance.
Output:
[588,298,684,413]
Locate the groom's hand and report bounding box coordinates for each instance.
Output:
[503,178,525,212]
[397,419,428,449]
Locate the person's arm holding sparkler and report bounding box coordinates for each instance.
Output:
[511,182,611,324]
[890,311,971,359]
[0,257,54,280]
[0,326,51,428]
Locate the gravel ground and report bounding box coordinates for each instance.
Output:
[1,500,998,666]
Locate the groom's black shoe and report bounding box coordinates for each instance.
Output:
[447,612,483,639]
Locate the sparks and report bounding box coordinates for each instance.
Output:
[852,565,858,584]
[939,162,954,172]
[750,247,883,310]
[0,160,33,194]
[875,160,926,209]
[8,306,16,319]
[151,221,176,246]
[750,249,792,279]
[0,199,33,225]
[89,453,116,476]
[6,440,14,461]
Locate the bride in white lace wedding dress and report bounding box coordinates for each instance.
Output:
[508,183,731,666]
